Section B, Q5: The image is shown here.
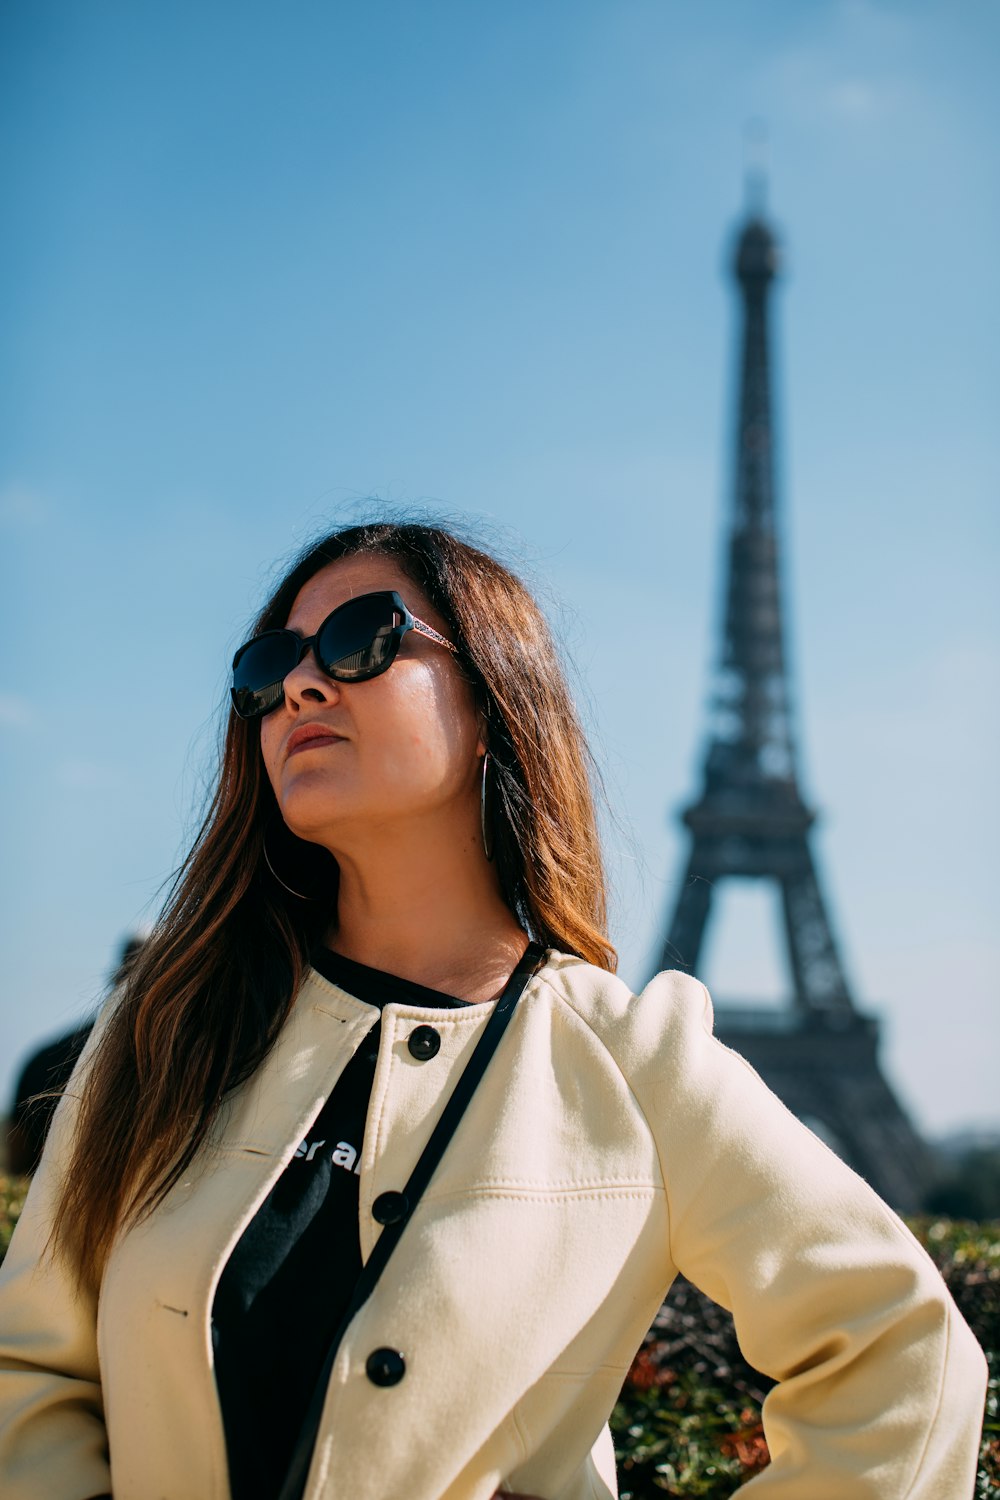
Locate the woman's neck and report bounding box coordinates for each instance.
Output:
[322,828,529,1004]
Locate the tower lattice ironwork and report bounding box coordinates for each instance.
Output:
[656,194,930,1212]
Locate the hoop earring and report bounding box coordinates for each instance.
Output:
[480,752,495,863]
[262,819,336,902]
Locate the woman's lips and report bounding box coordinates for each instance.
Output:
[285,730,345,758]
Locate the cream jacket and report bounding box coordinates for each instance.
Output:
[0,952,987,1500]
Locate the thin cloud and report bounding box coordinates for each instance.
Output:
[55,761,123,791]
[753,0,916,133]
[826,78,890,123]
[0,483,51,529]
[0,694,35,729]
[758,46,908,129]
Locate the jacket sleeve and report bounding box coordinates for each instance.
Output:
[0,1017,114,1499]
[603,969,988,1500]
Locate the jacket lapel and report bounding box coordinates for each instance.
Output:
[98,972,382,1499]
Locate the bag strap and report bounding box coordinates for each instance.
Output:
[277,940,546,1500]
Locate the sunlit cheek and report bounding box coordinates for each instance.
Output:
[387,680,465,758]
[380,737,437,785]
[378,721,468,795]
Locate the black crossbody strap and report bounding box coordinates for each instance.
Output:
[277,941,546,1500]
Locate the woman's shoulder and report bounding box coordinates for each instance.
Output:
[535,950,714,1054]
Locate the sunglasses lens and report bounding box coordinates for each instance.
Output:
[317,594,399,680]
[230,593,404,719]
[232,633,299,718]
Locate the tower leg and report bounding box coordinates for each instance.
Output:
[779,845,853,1014]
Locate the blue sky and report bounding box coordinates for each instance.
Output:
[1,0,997,1137]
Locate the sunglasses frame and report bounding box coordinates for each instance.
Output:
[231,589,460,720]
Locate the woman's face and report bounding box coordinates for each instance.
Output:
[259,555,485,850]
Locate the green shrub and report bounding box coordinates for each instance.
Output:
[0,1176,27,1263]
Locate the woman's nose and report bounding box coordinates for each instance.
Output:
[280,646,342,710]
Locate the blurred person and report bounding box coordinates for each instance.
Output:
[0,521,987,1500]
[5,935,146,1176]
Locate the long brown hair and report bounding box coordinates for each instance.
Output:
[52,521,615,1286]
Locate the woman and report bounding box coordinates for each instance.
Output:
[0,520,987,1499]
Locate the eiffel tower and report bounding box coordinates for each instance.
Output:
[655,182,931,1212]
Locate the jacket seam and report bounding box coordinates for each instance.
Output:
[901,1297,951,1499]
[537,970,676,1255]
[425,1175,658,1189]
[306,969,380,1012]
[365,960,556,1201]
[667,979,713,1272]
[205,1142,272,1157]
[422,1186,661,1206]
[509,1399,531,1463]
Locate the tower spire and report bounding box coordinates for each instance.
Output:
[660,191,852,1009]
[652,185,931,1210]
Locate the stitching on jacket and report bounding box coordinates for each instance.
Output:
[363,960,555,1185]
[306,969,378,1009]
[422,1187,661,1206]
[208,1143,272,1157]
[537,1362,628,1379]
[536,967,688,1270]
[537,973,667,1164]
[509,1398,530,1463]
[901,1297,952,1499]
[309,953,556,1020]
[422,1174,659,1190]
[367,1011,402,1200]
[313,999,378,1022]
[382,1010,498,1029]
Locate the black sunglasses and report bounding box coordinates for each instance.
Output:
[231,589,460,720]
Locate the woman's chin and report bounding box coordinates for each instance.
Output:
[275,772,351,839]
[276,796,340,850]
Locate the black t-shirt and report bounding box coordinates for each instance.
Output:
[211,948,470,1500]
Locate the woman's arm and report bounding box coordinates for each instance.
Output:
[600,970,988,1499]
[0,1031,113,1499]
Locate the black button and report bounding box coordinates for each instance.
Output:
[408,1025,441,1060]
[372,1190,409,1225]
[366,1347,406,1386]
